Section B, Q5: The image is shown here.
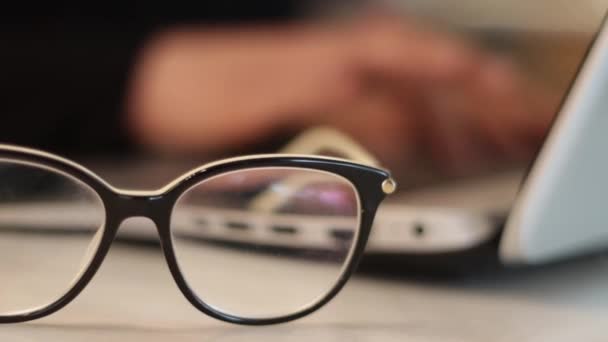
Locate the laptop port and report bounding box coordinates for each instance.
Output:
[271,225,298,235]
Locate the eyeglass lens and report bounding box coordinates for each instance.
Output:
[0,160,105,315]
[171,167,360,319]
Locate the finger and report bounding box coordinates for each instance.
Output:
[474,58,558,159]
[422,92,488,175]
[428,57,552,161]
[317,83,420,170]
[350,16,482,84]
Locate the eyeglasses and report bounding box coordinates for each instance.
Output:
[0,144,395,325]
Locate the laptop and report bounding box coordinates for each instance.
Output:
[500,15,608,265]
[366,13,608,267]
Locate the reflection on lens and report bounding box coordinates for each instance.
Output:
[0,160,105,315]
[171,167,360,319]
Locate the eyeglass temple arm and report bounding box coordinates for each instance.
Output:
[250,126,385,213]
[278,126,381,167]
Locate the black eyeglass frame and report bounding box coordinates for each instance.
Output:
[0,145,394,325]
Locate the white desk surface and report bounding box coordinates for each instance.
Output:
[2,236,608,342]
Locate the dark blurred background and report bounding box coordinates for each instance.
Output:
[1,0,605,188]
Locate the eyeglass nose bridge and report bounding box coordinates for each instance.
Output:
[108,192,171,225]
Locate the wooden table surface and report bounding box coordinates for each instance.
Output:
[2,225,608,341]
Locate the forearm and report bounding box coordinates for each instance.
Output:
[0,2,300,156]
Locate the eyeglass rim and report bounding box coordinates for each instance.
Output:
[0,144,393,325]
[169,166,364,321]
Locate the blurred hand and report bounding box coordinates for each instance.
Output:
[127,15,558,175]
